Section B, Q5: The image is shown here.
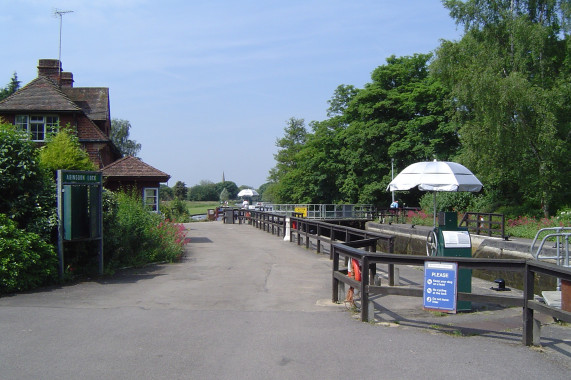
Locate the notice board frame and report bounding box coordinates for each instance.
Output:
[56,170,103,277]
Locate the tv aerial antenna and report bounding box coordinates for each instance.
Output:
[53,9,74,82]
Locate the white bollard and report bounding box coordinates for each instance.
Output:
[533,318,541,346]
[284,217,291,241]
[394,267,400,286]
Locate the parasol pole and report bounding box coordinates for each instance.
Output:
[433,192,437,227]
[391,158,395,203]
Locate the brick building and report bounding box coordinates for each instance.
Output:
[0,59,170,210]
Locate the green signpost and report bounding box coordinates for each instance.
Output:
[57,170,103,277]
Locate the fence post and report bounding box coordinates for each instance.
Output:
[388,236,396,286]
[361,256,370,322]
[523,263,535,346]
[317,224,321,253]
[332,246,339,303]
[369,239,377,285]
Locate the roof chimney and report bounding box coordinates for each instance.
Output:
[60,71,74,87]
[38,59,62,82]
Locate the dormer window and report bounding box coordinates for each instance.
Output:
[15,115,59,141]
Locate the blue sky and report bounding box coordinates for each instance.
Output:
[1,0,462,189]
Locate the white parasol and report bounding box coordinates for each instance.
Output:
[387,160,483,226]
[237,188,259,197]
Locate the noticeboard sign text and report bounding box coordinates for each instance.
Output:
[423,261,458,312]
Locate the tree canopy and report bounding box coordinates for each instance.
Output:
[39,128,96,172]
[268,54,457,206]
[433,0,571,216]
[0,72,20,101]
[110,119,141,157]
[265,1,570,217]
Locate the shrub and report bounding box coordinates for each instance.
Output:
[161,198,190,222]
[0,214,58,293]
[39,127,96,172]
[103,191,188,269]
[0,123,55,240]
[506,215,568,239]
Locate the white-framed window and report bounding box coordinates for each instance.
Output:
[15,115,59,141]
[143,187,159,212]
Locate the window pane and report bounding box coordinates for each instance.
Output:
[144,188,159,212]
[30,119,44,141]
[15,115,28,133]
[46,116,59,134]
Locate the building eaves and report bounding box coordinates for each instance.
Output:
[101,156,171,182]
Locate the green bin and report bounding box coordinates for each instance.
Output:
[435,212,472,311]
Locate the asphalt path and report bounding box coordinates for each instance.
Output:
[1,221,569,379]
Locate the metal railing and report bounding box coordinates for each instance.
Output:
[459,212,506,239]
[531,227,571,267]
[377,207,421,224]
[289,215,394,254]
[269,204,376,219]
[234,209,571,346]
[250,210,287,237]
[330,243,571,346]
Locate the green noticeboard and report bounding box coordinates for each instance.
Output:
[62,185,101,240]
[57,170,104,277]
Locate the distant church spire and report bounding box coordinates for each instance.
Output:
[222,171,225,183]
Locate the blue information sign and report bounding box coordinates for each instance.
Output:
[423,261,458,312]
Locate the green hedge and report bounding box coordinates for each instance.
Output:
[0,214,58,294]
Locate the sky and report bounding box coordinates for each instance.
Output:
[0,0,462,189]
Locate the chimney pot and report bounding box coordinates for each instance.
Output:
[60,72,74,87]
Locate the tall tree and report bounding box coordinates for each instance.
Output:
[434,0,571,216]
[267,118,308,203]
[215,181,239,199]
[110,119,142,157]
[173,181,187,200]
[0,73,20,101]
[338,54,457,205]
[326,84,360,118]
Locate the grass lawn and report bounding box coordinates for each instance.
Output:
[185,201,222,215]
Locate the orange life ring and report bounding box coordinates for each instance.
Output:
[351,259,361,282]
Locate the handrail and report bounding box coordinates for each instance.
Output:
[249,210,287,237]
[330,243,571,346]
[531,227,571,265]
[289,216,395,254]
[459,212,506,239]
[289,215,399,286]
[238,209,571,347]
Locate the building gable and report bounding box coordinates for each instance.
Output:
[0,76,81,112]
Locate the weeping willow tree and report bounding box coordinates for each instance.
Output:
[433,0,571,216]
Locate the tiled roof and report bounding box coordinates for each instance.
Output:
[0,76,81,112]
[61,87,109,121]
[101,156,170,181]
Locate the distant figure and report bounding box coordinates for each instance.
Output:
[242,199,249,209]
[390,200,399,211]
